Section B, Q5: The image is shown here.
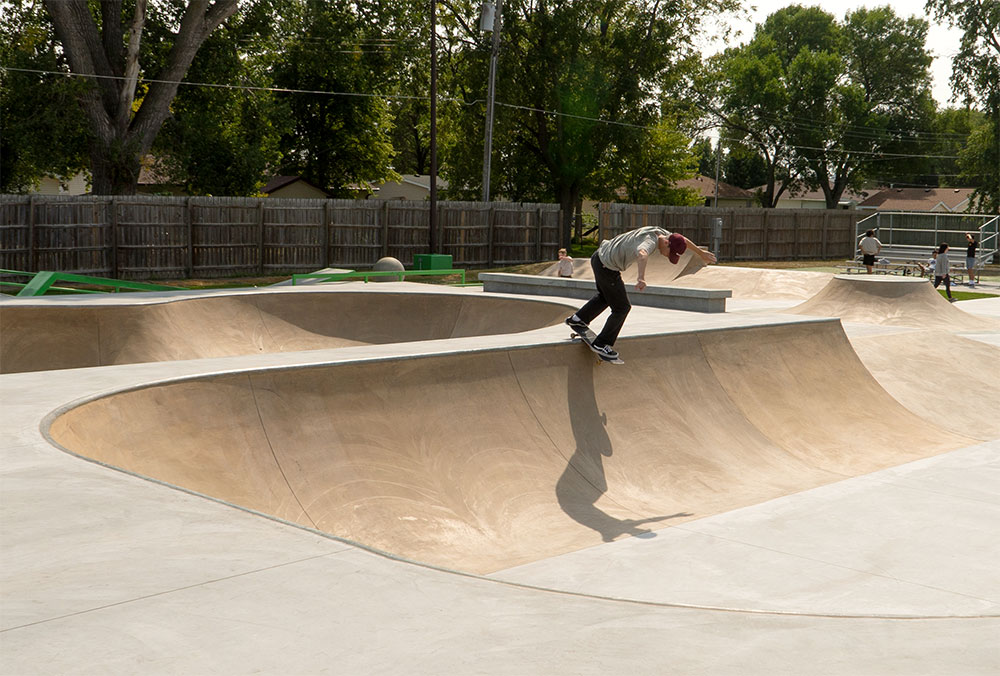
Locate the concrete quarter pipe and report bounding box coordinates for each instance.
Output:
[0,290,569,373]
[48,319,973,575]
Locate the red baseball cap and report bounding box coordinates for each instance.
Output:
[667,233,687,264]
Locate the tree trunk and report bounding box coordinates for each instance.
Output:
[558,183,578,249]
[45,0,239,195]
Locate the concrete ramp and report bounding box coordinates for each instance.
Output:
[852,329,1000,439]
[542,257,832,300]
[672,266,833,300]
[786,275,1000,329]
[0,291,569,374]
[48,320,973,574]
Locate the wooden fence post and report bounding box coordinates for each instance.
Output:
[761,209,769,260]
[322,200,331,268]
[109,197,119,278]
[258,200,265,275]
[185,197,194,277]
[381,200,390,258]
[28,196,37,272]
[536,207,543,261]
[487,205,495,266]
[793,211,800,260]
[822,212,830,260]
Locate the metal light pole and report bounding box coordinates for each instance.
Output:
[429,0,438,253]
[480,0,502,203]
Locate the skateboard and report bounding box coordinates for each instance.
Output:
[569,326,624,364]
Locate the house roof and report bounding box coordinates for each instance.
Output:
[137,157,174,186]
[675,175,753,199]
[752,184,869,203]
[262,175,329,195]
[858,187,975,212]
[390,174,450,191]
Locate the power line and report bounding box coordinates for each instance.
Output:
[1,65,964,161]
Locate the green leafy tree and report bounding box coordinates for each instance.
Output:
[270,0,399,196]
[0,0,90,193]
[703,29,803,208]
[723,144,768,190]
[439,0,736,245]
[690,137,718,177]
[792,7,935,208]
[707,5,936,209]
[152,2,287,195]
[926,0,1000,212]
[593,121,701,205]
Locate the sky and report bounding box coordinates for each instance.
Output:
[701,0,963,106]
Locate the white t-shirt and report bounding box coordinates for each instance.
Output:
[598,227,669,272]
[557,256,573,276]
[859,236,881,255]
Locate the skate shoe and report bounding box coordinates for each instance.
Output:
[565,316,590,333]
[589,342,619,360]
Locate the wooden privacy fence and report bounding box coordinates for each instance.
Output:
[0,195,865,280]
[599,203,862,261]
[0,195,562,280]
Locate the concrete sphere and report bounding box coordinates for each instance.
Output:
[372,256,405,282]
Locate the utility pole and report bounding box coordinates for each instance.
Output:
[713,139,721,208]
[429,0,438,253]
[481,0,502,203]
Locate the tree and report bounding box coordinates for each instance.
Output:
[926,0,1000,212]
[706,5,936,209]
[723,144,768,190]
[0,1,90,193]
[593,121,701,206]
[42,0,241,195]
[439,0,736,245]
[152,2,288,195]
[270,0,400,196]
[791,7,935,208]
[705,43,798,207]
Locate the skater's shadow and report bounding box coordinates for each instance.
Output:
[555,353,689,542]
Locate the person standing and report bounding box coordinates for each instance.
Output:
[556,248,574,278]
[965,233,978,287]
[565,226,717,360]
[934,242,955,302]
[858,229,882,274]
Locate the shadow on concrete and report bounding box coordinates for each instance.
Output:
[556,354,689,541]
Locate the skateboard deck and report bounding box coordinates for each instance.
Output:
[569,327,624,364]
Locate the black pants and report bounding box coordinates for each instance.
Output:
[575,252,631,347]
[934,274,952,298]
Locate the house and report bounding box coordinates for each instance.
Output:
[373,174,450,201]
[580,175,755,217]
[857,187,976,213]
[262,176,329,199]
[33,173,90,195]
[673,175,755,208]
[753,184,869,209]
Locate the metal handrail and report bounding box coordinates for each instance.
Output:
[291,269,467,285]
[1,269,185,297]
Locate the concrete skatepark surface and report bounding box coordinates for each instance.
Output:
[2,269,999,674]
[0,288,569,373]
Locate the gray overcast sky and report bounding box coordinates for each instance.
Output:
[700,1,962,106]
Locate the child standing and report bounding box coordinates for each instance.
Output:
[933,242,955,302]
[557,248,574,278]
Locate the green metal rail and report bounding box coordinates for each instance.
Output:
[0,269,185,297]
[291,269,467,285]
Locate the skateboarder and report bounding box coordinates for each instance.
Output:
[565,226,717,360]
